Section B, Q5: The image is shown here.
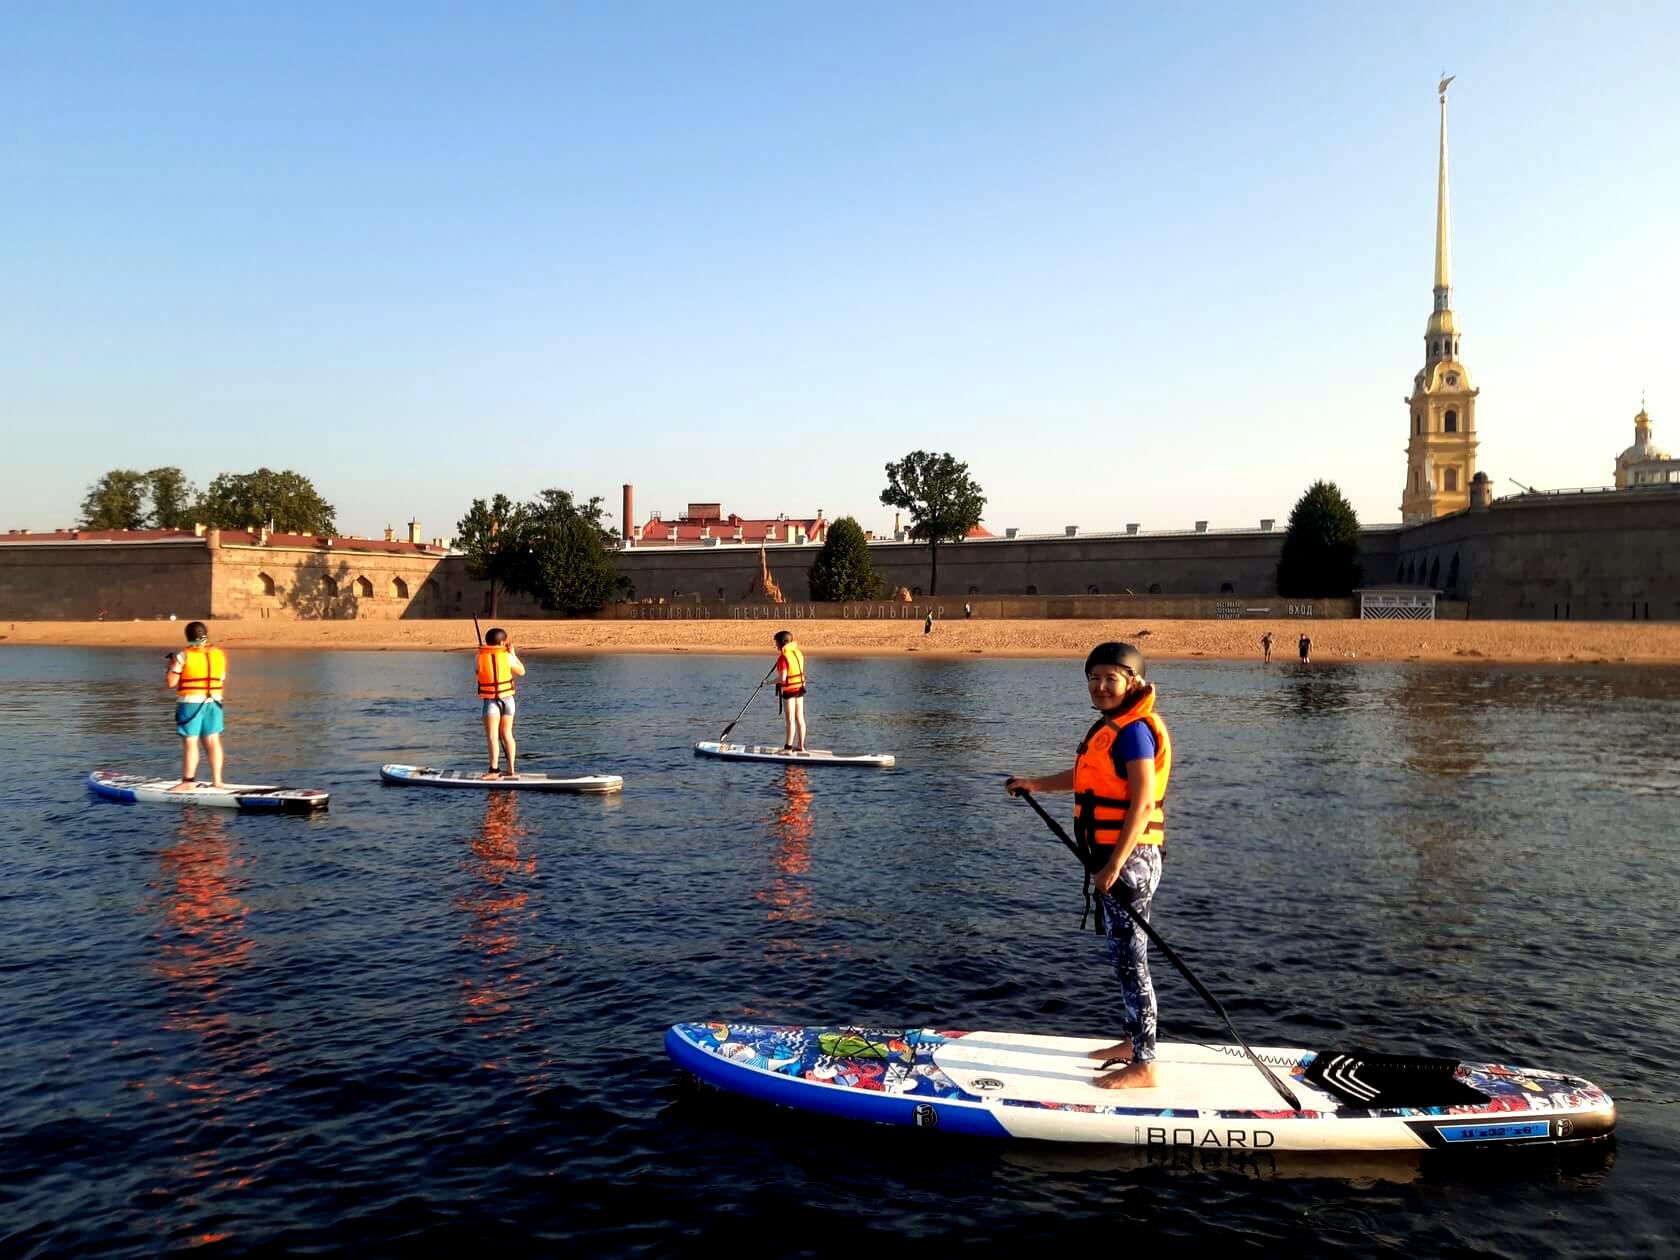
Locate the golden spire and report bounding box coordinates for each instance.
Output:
[1426,75,1458,349]
[1435,76,1453,290]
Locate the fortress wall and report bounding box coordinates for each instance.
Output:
[615,531,1301,603]
[0,540,210,620]
[1391,490,1680,619]
[4,489,1673,621]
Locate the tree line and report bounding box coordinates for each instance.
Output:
[78,456,1364,607]
[79,467,338,536]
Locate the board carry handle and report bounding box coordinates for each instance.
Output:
[1009,784,1302,1112]
[719,667,777,741]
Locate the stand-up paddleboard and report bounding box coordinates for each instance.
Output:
[380,764,624,794]
[88,770,329,813]
[666,1022,1616,1152]
[694,742,895,768]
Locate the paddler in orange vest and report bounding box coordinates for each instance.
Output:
[476,627,526,778]
[773,630,807,752]
[1006,641,1171,1089]
[164,621,228,791]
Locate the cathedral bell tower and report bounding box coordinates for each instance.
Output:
[1402,76,1480,523]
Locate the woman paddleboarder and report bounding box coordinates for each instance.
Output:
[1006,641,1172,1089]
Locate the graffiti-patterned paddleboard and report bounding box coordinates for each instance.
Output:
[379,765,624,793]
[88,770,329,813]
[665,1022,1616,1152]
[693,742,895,767]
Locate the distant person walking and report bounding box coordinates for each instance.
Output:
[924,611,935,635]
[1298,633,1312,664]
[165,621,226,790]
[1260,632,1273,664]
[964,602,973,619]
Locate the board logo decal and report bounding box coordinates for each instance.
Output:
[913,1103,938,1128]
[969,1077,1004,1092]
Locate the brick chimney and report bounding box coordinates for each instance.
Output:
[384,525,395,542]
[622,484,634,543]
[408,519,422,544]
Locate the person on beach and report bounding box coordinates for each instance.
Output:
[1298,633,1311,664]
[923,611,934,635]
[476,628,525,777]
[1261,632,1273,663]
[773,630,807,752]
[1005,641,1171,1089]
[165,621,227,790]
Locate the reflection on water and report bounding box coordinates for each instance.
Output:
[1,647,1674,1255]
[759,767,816,961]
[455,793,550,1088]
[146,810,264,1245]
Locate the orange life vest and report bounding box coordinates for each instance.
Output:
[777,644,806,694]
[1072,685,1171,850]
[175,645,226,699]
[476,646,516,699]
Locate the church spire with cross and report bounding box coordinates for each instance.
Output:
[1402,75,1481,524]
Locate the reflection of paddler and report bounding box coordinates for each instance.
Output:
[156,810,251,984]
[761,767,814,934]
[460,793,535,1030]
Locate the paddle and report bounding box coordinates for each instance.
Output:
[1009,785,1302,1111]
[719,667,777,741]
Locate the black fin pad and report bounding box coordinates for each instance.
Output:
[1304,1049,1491,1109]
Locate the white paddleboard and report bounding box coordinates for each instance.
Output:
[694,741,895,767]
[667,1022,1616,1152]
[379,764,624,794]
[88,770,329,813]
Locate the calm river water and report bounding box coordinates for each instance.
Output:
[1,647,1676,1257]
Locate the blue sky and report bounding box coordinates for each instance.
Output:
[4,2,1676,539]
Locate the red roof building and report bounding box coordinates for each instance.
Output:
[627,503,829,547]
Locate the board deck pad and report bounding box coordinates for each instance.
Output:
[693,741,895,767]
[666,1022,1616,1151]
[379,764,624,793]
[88,770,329,813]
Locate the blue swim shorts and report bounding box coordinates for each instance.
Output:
[176,700,225,738]
[482,697,516,719]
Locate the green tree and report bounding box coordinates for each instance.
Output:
[879,450,986,596]
[146,467,198,528]
[194,468,338,535]
[808,516,883,601]
[78,469,149,530]
[505,489,625,615]
[455,494,527,618]
[1276,480,1364,597]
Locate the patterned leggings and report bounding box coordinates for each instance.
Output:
[1097,844,1163,1064]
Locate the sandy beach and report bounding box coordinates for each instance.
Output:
[4,617,1680,665]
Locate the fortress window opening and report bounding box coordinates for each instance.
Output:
[355,576,374,598]
[321,575,338,596]
[390,577,409,599]
[256,572,276,596]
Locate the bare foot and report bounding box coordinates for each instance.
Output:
[1087,1039,1132,1062]
[167,780,198,793]
[1094,1060,1159,1090]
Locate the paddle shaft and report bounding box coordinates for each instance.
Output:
[719,668,776,740]
[1013,787,1301,1111]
